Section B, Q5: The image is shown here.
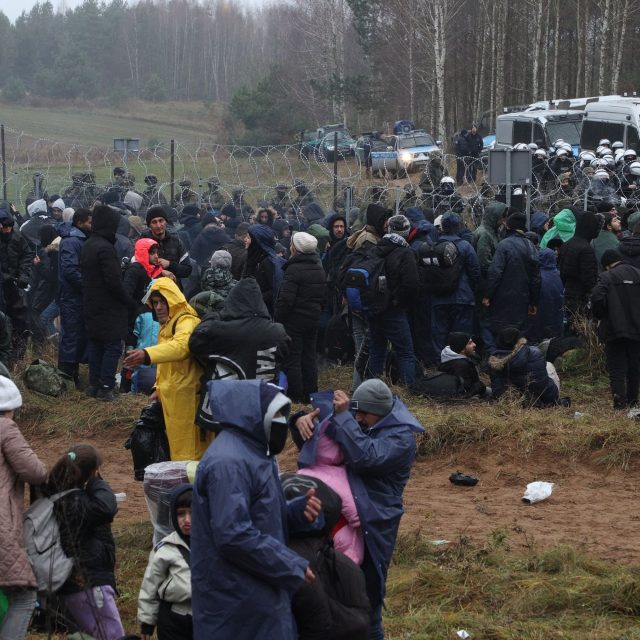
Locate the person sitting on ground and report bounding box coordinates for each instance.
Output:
[138,484,194,640]
[488,327,561,406]
[438,332,488,397]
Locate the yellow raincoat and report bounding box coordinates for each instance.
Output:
[144,278,212,461]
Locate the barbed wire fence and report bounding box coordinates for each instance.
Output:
[0,124,635,226]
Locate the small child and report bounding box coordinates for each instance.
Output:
[48,444,124,640]
[294,417,364,565]
[138,484,193,640]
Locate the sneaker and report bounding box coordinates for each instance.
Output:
[96,387,117,402]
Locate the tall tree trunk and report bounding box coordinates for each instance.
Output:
[575,0,583,96]
[551,0,560,98]
[532,0,543,100]
[612,0,629,93]
[494,0,507,114]
[542,0,550,100]
[598,0,611,94]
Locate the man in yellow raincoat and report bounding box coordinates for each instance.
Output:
[124,277,212,460]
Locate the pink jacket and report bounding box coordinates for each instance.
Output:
[298,430,364,565]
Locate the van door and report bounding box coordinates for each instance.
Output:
[533,123,545,147]
[627,125,640,153]
[496,119,513,145]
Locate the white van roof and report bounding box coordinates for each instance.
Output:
[526,95,622,111]
[498,109,584,124]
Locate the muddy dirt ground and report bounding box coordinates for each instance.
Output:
[32,422,640,564]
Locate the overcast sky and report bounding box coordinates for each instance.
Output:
[2,0,266,23]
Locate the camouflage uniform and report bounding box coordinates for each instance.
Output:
[142,175,168,208]
[232,188,254,220]
[291,180,316,215]
[202,178,226,210]
[176,179,200,209]
[270,184,294,217]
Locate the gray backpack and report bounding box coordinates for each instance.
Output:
[23,490,78,592]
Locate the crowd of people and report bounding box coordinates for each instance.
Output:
[2,144,640,638]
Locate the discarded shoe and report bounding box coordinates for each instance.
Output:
[449,471,479,486]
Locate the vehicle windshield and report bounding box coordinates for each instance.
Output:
[397,134,436,149]
[546,120,582,145]
[370,139,389,151]
[324,131,352,143]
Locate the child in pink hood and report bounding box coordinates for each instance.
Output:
[297,421,364,565]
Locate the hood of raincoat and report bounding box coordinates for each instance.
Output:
[248,223,277,257]
[208,379,291,452]
[530,211,549,236]
[134,238,163,279]
[145,276,198,321]
[539,247,559,270]
[540,208,576,248]
[306,223,331,254]
[482,201,507,233]
[440,346,467,363]
[170,483,193,546]
[220,278,271,321]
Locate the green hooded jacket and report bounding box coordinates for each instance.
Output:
[540,208,576,248]
[472,201,507,277]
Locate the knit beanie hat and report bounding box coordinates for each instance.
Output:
[62,207,75,223]
[497,327,522,350]
[387,214,411,238]
[0,376,22,411]
[292,231,318,254]
[210,249,232,269]
[448,332,471,354]
[601,248,623,269]
[351,379,393,416]
[146,205,168,226]
[221,203,237,219]
[506,212,527,232]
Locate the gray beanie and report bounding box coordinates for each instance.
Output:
[210,249,232,269]
[351,379,393,416]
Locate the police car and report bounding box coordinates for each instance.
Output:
[370,129,441,177]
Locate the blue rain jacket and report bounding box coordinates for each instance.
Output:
[324,397,424,605]
[191,380,308,640]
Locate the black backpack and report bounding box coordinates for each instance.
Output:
[410,371,465,398]
[417,238,465,295]
[340,244,389,314]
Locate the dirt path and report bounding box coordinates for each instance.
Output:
[33,428,640,564]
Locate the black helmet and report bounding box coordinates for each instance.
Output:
[144,175,158,185]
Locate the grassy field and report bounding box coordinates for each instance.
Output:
[0,100,220,147]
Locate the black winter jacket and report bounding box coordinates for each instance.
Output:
[141,228,192,279]
[485,231,541,331]
[590,262,640,342]
[274,252,327,329]
[122,261,151,317]
[377,236,419,311]
[189,278,289,379]
[223,238,248,280]
[488,338,559,405]
[0,226,34,286]
[438,356,486,397]
[559,212,602,311]
[54,477,118,594]
[619,236,640,270]
[81,207,137,341]
[189,226,229,268]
